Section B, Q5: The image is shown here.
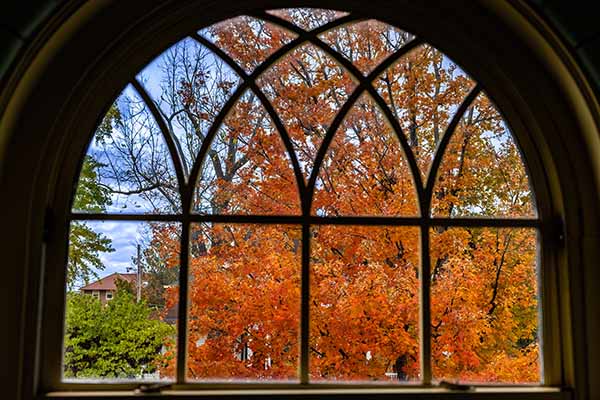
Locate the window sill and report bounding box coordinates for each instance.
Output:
[44,386,569,399]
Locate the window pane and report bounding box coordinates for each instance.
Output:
[136,38,242,178]
[312,94,418,216]
[430,227,540,383]
[192,90,301,215]
[310,225,420,383]
[373,45,475,182]
[187,223,301,381]
[257,43,357,182]
[431,92,536,218]
[318,20,414,76]
[266,8,349,31]
[199,16,297,75]
[73,85,181,214]
[63,221,180,382]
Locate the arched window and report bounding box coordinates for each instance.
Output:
[61,8,544,388]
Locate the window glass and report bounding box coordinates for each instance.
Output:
[136,38,243,178]
[318,20,415,76]
[430,227,540,383]
[72,85,181,214]
[63,221,180,381]
[187,223,301,381]
[266,8,349,31]
[310,225,420,382]
[65,7,541,387]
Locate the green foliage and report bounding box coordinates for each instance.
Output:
[67,223,114,290]
[68,155,114,289]
[115,277,135,296]
[63,290,175,379]
[73,155,112,212]
[95,102,122,144]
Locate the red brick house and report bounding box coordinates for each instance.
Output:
[80,272,137,304]
[79,273,178,324]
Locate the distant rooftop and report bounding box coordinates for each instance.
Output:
[80,272,137,291]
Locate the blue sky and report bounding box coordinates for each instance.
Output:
[74,221,154,287]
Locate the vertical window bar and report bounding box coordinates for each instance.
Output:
[420,224,432,385]
[300,223,310,384]
[176,218,190,383]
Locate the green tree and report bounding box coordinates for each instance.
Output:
[63,290,175,379]
[67,155,114,289]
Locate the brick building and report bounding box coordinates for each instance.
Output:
[79,273,137,304]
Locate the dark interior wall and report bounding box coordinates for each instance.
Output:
[3,1,600,99]
[0,1,64,83]
[1,1,599,399]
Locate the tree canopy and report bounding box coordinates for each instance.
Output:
[68,156,114,289]
[63,290,175,379]
[68,8,540,384]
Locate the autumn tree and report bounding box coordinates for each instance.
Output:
[68,155,114,289]
[76,8,540,383]
[63,289,175,379]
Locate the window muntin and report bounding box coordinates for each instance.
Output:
[64,7,541,386]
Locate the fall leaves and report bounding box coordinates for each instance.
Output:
[69,8,540,384]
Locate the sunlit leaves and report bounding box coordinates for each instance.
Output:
[310,226,420,381]
[64,291,176,380]
[430,227,539,383]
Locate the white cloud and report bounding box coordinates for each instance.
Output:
[85,221,152,275]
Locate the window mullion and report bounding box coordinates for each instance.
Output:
[177,216,191,383]
[421,222,432,385]
[301,222,310,384]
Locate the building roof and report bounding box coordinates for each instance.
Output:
[80,272,137,291]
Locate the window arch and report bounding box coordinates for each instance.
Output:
[61,7,544,388]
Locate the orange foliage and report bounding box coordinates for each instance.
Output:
[155,9,539,383]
